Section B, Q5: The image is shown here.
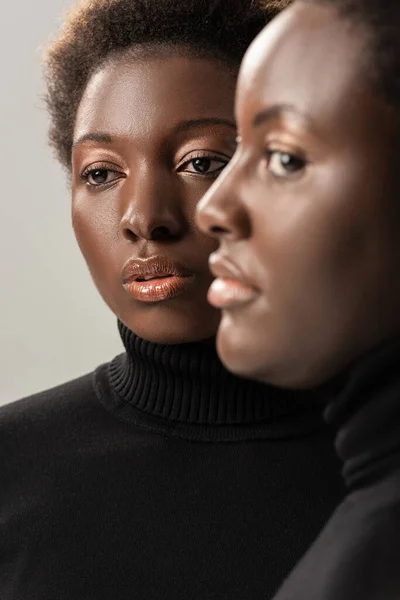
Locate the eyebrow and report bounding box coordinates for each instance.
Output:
[252,104,310,129]
[174,117,236,133]
[72,132,113,150]
[72,118,236,151]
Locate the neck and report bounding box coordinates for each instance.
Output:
[323,340,400,489]
[105,321,324,442]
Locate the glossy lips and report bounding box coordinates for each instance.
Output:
[208,253,260,309]
[122,256,194,302]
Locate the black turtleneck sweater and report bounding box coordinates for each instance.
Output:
[272,341,400,600]
[0,323,343,600]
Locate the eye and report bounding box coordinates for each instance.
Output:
[178,153,229,177]
[266,150,306,179]
[80,166,125,187]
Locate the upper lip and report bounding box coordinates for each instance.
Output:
[122,256,193,283]
[209,252,256,289]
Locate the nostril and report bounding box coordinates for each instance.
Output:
[210,225,230,235]
[123,228,137,242]
[151,226,179,241]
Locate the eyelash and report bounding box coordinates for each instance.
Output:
[177,152,231,177]
[80,151,231,189]
[80,163,125,187]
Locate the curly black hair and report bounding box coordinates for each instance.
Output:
[301,0,400,112]
[44,0,291,169]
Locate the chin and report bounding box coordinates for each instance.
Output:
[215,322,313,389]
[134,327,215,345]
[105,290,221,345]
[216,326,266,381]
[122,307,220,345]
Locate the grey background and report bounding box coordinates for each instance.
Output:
[0,1,122,405]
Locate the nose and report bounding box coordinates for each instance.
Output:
[120,167,185,242]
[196,158,250,241]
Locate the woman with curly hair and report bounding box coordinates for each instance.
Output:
[0,1,343,598]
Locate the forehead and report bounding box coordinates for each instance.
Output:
[74,52,236,142]
[237,2,369,132]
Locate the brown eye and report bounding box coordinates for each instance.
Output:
[179,154,229,176]
[193,158,211,172]
[81,167,125,187]
[267,151,306,178]
[88,169,109,185]
[192,157,227,173]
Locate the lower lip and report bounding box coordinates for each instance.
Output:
[208,277,259,309]
[123,275,194,302]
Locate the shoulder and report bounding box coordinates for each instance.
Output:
[0,370,107,458]
[0,366,127,485]
[0,371,96,426]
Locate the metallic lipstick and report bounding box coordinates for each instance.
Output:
[122,256,194,303]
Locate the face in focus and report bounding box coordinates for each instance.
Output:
[72,50,237,344]
[196,2,400,387]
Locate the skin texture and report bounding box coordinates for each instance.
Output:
[72,50,237,344]
[196,2,400,388]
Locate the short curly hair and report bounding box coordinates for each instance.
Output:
[43,0,291,169]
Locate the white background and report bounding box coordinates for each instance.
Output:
[0,0,122,405]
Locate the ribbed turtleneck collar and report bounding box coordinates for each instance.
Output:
[323,340,400,489]
[97,321,324,442]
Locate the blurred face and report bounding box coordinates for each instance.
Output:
[196,2,400,387]
[72,49,237,343]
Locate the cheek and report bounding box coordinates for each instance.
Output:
[72,195,120,277]
[247,181,350,313]
[183,180,221,255]
[254,174,385,350]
